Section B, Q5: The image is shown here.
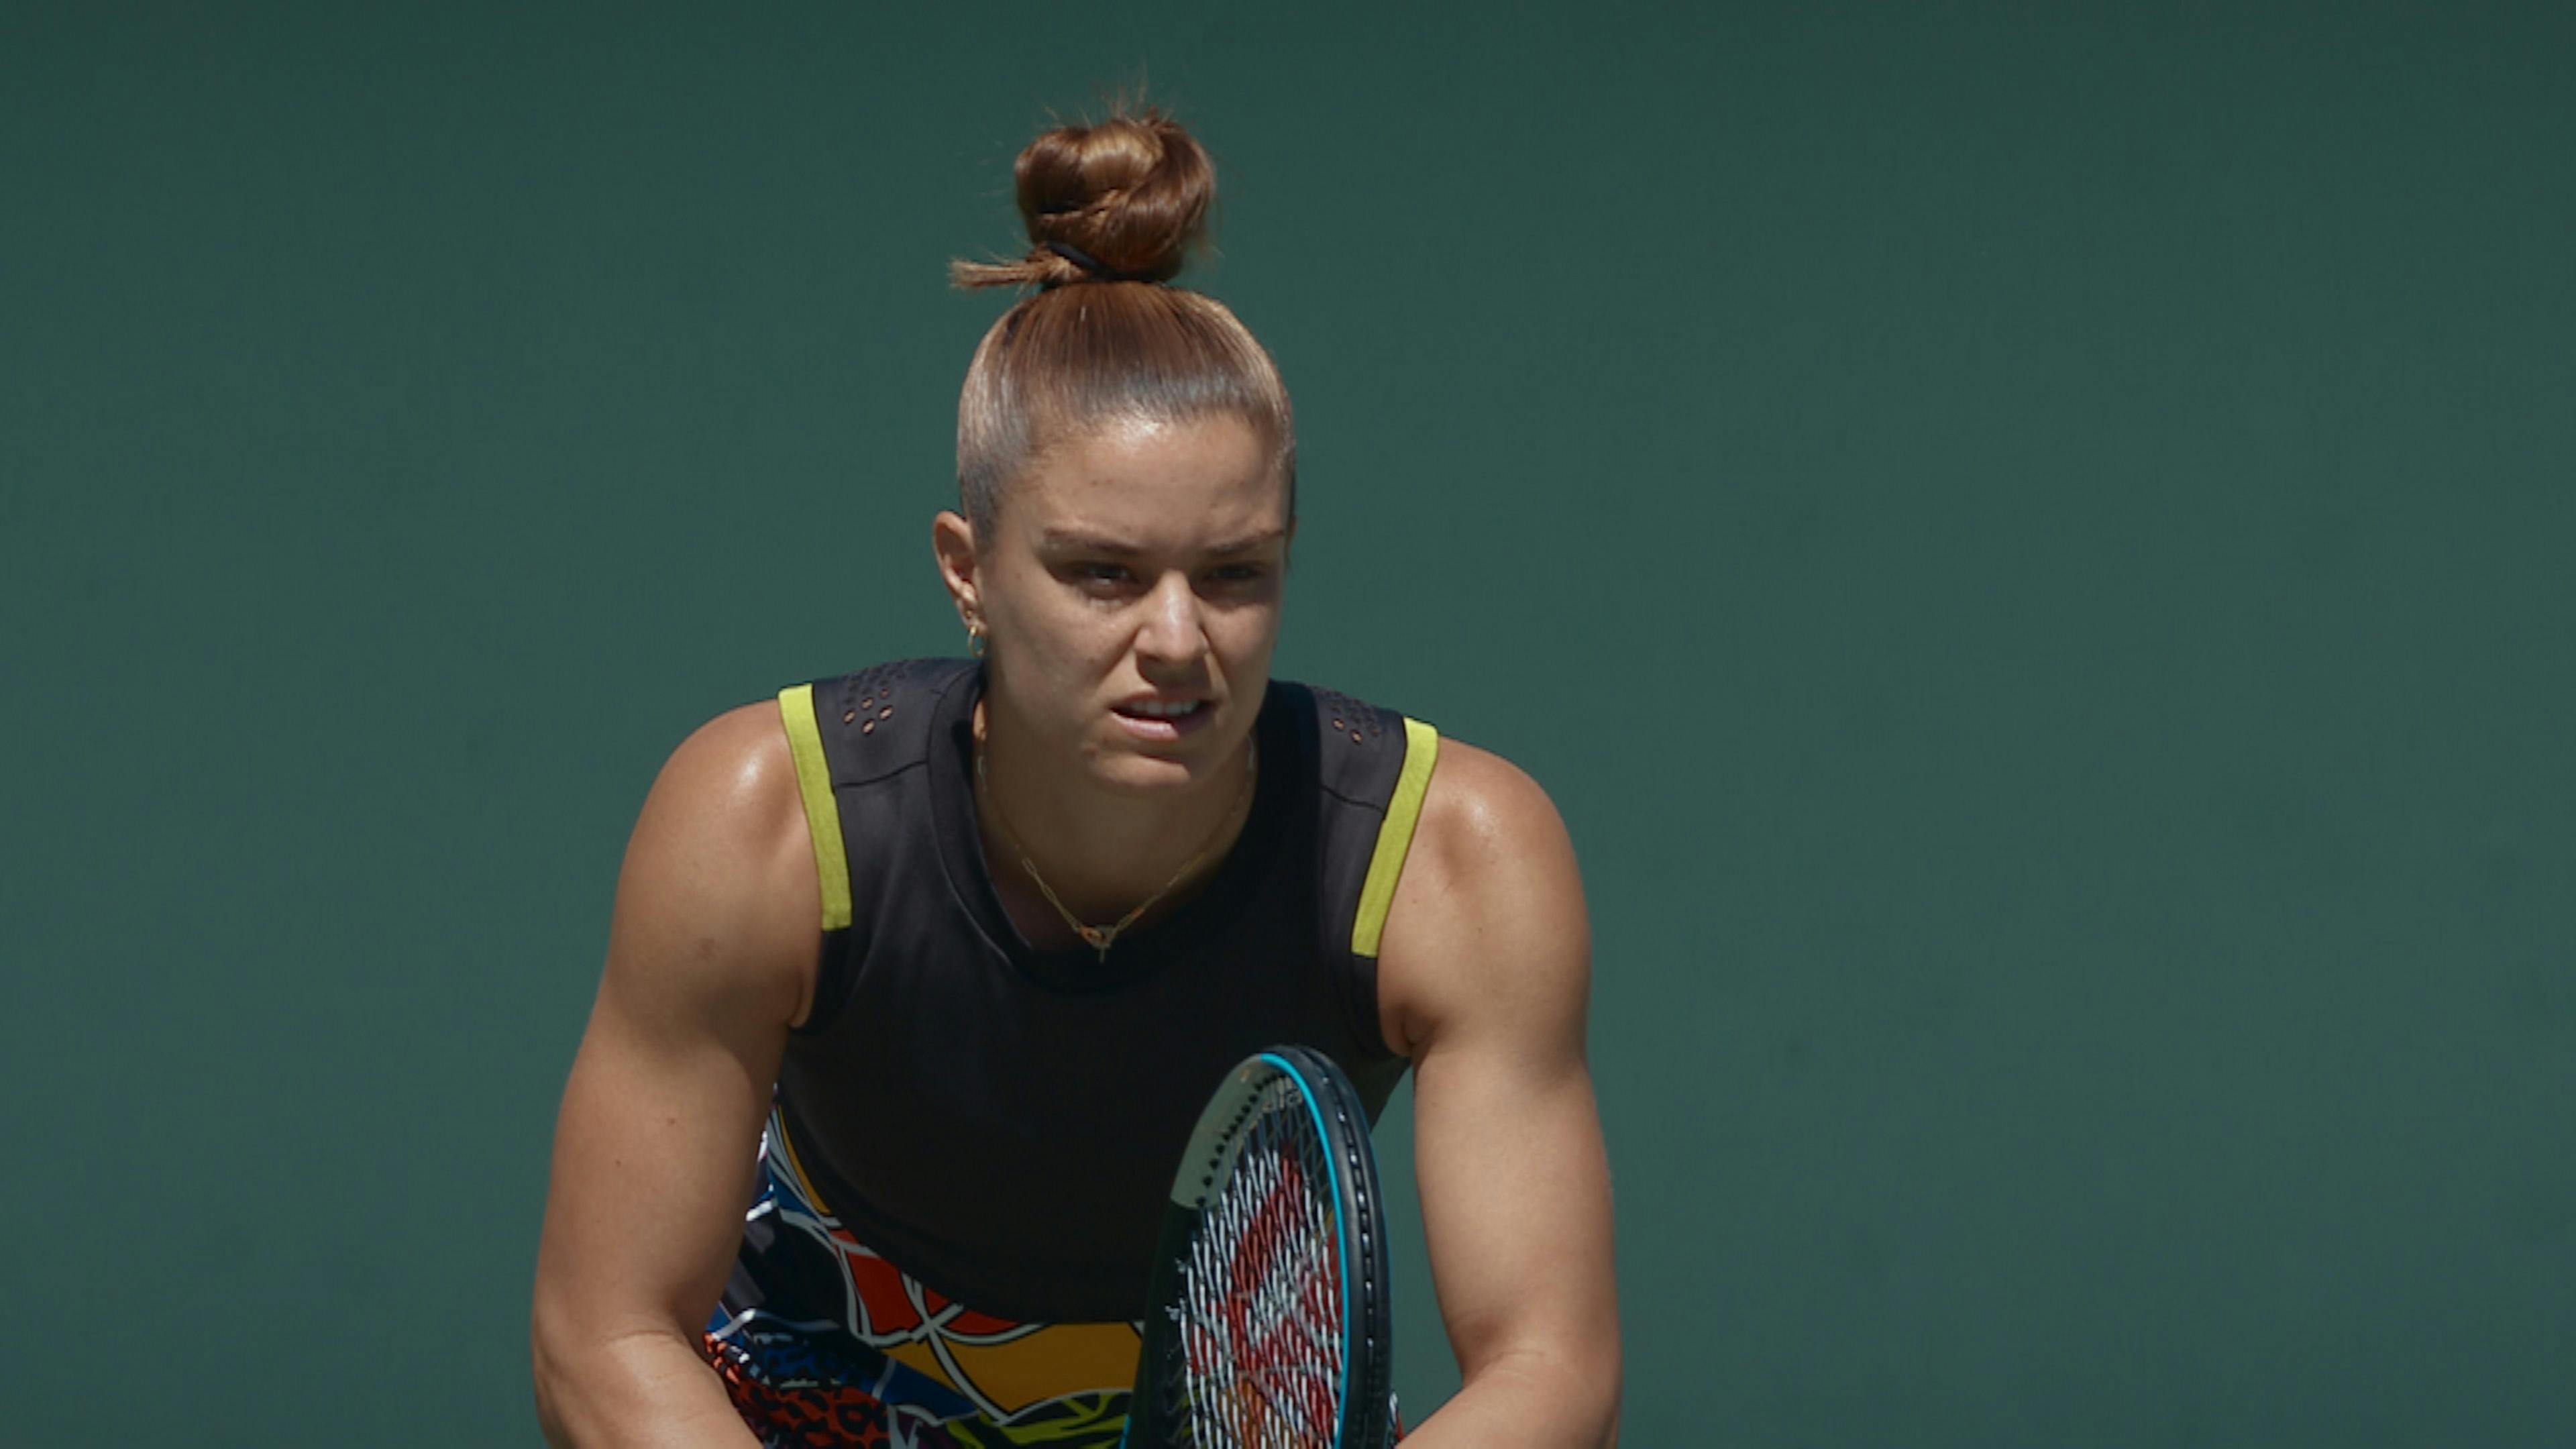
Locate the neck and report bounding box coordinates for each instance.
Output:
[971,699,1258,942]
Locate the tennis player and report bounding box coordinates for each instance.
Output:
[532,109,1619,1448]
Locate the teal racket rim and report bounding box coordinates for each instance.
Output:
[1126,1045,1393,1449]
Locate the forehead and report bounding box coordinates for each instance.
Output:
[1006,413,1285,545]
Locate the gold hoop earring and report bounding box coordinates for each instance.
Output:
[966,621,987,659]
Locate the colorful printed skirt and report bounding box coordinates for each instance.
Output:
[700,1109,1142,1448]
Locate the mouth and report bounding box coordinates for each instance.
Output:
[1111,694,1216,741]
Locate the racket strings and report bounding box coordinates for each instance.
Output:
[1175,1079,1346,1448]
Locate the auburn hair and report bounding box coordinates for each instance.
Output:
[951,110,1295,533]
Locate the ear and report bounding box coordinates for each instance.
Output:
[931,511,983,628]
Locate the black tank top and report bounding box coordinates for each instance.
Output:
[764,659,1432,1324]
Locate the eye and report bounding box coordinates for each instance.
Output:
[1067,561,1136,594]
[1205,563,1268,586]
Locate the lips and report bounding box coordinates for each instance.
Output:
[1112,694,1216,741]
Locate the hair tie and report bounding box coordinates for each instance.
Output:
[1044,240,1143,282]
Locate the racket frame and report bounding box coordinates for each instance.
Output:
[1126,1045,1393,1449]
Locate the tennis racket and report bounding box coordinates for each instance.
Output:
[1123,1045,1396,1448]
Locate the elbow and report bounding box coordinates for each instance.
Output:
[1580,1360,1623,1448]
[1466,1338,1621,1447]
[529,1302,582,1446]
[529,1298,728,1448]
[530,1292,642,1448]
[1561,1375,1621,1449]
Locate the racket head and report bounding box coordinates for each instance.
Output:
[1128,1045,1393,1448]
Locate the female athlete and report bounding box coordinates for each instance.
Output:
[531,110,1620,1448]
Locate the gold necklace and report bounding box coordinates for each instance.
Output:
[973,735,1258,963]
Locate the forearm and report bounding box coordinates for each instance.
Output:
[1401,1348,1619,1449]
[534,1324,762,1449]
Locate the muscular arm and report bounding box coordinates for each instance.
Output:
[531,705,819,1448]
[1377,743,1621,1448]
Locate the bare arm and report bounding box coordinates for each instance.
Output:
[531,704,819,1448]
[1377,743,1621,1448]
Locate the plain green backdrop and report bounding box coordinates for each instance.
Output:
[4,4,2570,1444]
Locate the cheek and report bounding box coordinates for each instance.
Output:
[1015,590,1126,674]
[1212,602,1283,667]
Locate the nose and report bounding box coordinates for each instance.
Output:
[1133,571,1208,676]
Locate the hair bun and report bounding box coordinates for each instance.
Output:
[953,111,1214,290]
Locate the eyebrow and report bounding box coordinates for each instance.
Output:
[1037,527,1289,557]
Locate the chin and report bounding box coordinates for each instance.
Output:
[1085,722,1242,791]
[1087,749,1204,795]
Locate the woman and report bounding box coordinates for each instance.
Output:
[533,110,1619,1448]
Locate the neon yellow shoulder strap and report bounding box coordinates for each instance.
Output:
[775,684,853,932]
[1350,717,1439,958]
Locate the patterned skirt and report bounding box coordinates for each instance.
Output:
[700,1110,1142,1448]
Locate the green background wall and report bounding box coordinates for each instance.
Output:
[5,5,2569,1444]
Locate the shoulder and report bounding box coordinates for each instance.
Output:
[606,697,818,1030]
[1413,741,1572,873]
[633,700,803,862]
[1375,738,1590,1059]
